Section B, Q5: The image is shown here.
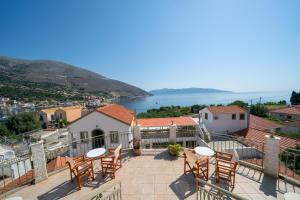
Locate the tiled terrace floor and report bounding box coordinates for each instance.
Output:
[5,151,300,200]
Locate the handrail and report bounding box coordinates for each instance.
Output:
[81,180,121,200]
[196,178,249,200]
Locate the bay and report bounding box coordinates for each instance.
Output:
[120,91,292,113]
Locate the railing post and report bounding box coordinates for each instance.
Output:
[133,125,141,140]
[30,141,48,183]
[263,135,280,178]
[169,124,177,144]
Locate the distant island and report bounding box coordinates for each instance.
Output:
[149,88,231,95]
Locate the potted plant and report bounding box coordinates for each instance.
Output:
[130,138,141,156]
[168,143,181,156]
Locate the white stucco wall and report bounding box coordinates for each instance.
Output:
[68,111,132,151]
[199,108,248,134]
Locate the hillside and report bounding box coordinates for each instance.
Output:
[0,56,149,101]
[150,88,231,95]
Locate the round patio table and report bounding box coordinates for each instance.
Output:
[86,148,106,158]
[194,146,215,157]
[86,148,106,171]
[284,193,300,200]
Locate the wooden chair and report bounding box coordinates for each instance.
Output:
[100,144,122,179]
[215,151,233,162]
[66,155,95,189]
[183,149,209,181]
[215,158,238,187]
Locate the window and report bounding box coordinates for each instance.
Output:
[232,114,236,120]
[80,131,89,143]
[213,115,219,120]
[240,114,245,120]
[59,113,63,119]
[287,115,292,120]
[205,113,208,120]
[51,114,54,121]
[110,131,119,144]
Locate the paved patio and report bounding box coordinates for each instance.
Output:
[5,151,300,200]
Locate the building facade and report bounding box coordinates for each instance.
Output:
[199,106,248,134]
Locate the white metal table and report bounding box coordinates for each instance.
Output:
[86,148,106,171]
[194,146,215,157]
[86,148,106,158]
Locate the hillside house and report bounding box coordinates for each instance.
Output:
[269,105,300,121]
[199,106,248,134]
[38,106,82,127]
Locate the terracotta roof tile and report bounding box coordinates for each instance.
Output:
[270,106,300,115]
[136,117,197,127]
[96,104,134,125]
[234,128,300,149]
[282,120,300,128]
[249,114,284,131]
[207,106,246,114]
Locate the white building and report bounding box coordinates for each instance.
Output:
[199,106,248,134]
[68,104,134,153]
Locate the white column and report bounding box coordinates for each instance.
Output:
[133,125,141,140]
[30,141,48,183]
[169,124,177,143]
[263,135,280,178]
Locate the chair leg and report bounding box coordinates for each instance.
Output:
[70,171,73,182]
[76,175,81,190]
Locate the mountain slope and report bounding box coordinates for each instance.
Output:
[0,56,149,100]
[150,88,231,95]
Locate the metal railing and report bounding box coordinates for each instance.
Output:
[141,129,170,139]
[176,129,196,138]
[44,132,132,173]
[208,133,265,168]
[279,146,300,180]
[0,153,33,195]
[196,178,249,200]
[83,180,121,200]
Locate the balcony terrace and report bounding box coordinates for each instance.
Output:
[4,150,299,200]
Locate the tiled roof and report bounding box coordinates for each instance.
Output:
[234,128,300,149]
[40,108,57,114]
[96,104,134,125]
[270,105,300,115]
[136,117,197,127]
[59,105,81,111]
[282,120,300,128]
[207,106,246,114]
[249,114,284,131]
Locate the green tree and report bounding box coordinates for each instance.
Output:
[5,112,40,135]
[250,104,268,117]
[228,100,248,108]
[290,91,300,105]
[0,123,9,137]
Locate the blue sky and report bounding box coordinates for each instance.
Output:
[0,0,299,92]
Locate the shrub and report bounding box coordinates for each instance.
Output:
[168,143,181,156]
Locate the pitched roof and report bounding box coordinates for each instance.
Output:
[96,104,134,125]
[58,105,81,111]
[40,108,57,114]
[234,128,300,149]
[136,117,197,127]
[270,105,300,115]
[249,114,284,131]
[207,106,246,114]
[282,120,300,128]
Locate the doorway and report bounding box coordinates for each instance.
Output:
[91,129,105,148]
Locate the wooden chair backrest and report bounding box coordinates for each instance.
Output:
[66,155,85,171]
[184,149,198,165]
[216,151,233,161]
[113,144,122,164]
